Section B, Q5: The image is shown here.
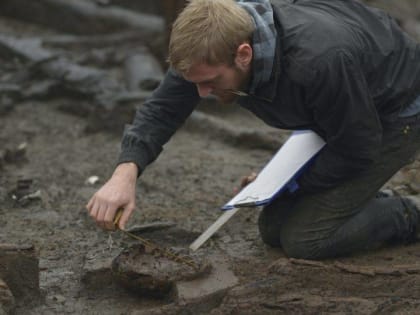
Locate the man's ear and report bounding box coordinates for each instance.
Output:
[234,43,253,71]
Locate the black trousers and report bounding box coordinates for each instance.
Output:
[258,113,420,259]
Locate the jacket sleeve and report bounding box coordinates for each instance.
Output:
[117,68,200,174]
[297,49,383,193]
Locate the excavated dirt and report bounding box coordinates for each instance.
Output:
[1,96,420,314]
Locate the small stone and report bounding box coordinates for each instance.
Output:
[175,256,238,307]
[4,142,27,164]
[51,294,66,304]
[85,176,100,186]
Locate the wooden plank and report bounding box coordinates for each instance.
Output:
[189,208,240,252]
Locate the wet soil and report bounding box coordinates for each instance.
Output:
[1,97,419,314]
[0,3,420,313]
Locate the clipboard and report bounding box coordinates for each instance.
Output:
[190,129,326,251]
[222,130,326,209]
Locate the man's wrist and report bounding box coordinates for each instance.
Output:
[113,162,139,179]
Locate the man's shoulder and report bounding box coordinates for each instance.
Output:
[273,1,361,85]
[281,36,355,87]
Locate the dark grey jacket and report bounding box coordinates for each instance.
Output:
[118,0,420,193]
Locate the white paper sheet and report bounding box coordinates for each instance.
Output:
[222,130,326,210]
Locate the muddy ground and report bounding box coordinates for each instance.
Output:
[2,76,420,315]
[1,2,420,314]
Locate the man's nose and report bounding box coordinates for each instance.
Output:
[196,84,213,97]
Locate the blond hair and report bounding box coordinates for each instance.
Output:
[168,0,254,74]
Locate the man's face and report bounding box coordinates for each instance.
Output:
[183,62,251,104]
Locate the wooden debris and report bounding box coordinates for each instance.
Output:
[270,258,420,277]
[210,277,378,315]
[0,278,15,315]
[123,48,164,91]
[9,179,43,206]
[0,244,34,251]
[125,221,177,234]
[160,0,187,44]
[0,0,164,35]
[0,83,20,115]
[0,34,122,106]
[0,33,160,133]
[0,244,41,305]
[43,31,158,49]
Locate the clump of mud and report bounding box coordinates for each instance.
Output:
[111,244,211,298]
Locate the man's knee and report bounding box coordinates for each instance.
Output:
[279,225,330,260]
[258,196,298,247]
[258,206,282,247]
[280,230,315,259]
[258,211,334,260]
[258,207,318,258]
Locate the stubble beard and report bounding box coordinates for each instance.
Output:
[215,65,251,104]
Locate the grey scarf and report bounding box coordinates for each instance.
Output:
[237,0,277,93]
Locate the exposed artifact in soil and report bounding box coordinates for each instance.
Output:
[111,244,211,298]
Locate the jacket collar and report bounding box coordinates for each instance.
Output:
[237,8,284,104]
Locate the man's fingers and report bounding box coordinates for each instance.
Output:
[96,203,108,230]
[88,201,99,220]
[104,207,118,231]
[86,195,95,213]
[240,175,249,188]
[118,205,135,230]
[240,172,257,188]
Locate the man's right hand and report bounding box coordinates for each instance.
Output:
[233,172,257,194]
[86,162,138,231]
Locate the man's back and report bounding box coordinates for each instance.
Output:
[272,0,420,119]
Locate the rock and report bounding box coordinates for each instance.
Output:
[85,175,100,186]
[0,244,41,306]
[0,279,15,315]
[127,257,238,315]
[111,244,211,298]
[3,142,27,164]
[9,179,42,206]
[51,294,66,304]
[81,247,121,290]
[175,256,238,311]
